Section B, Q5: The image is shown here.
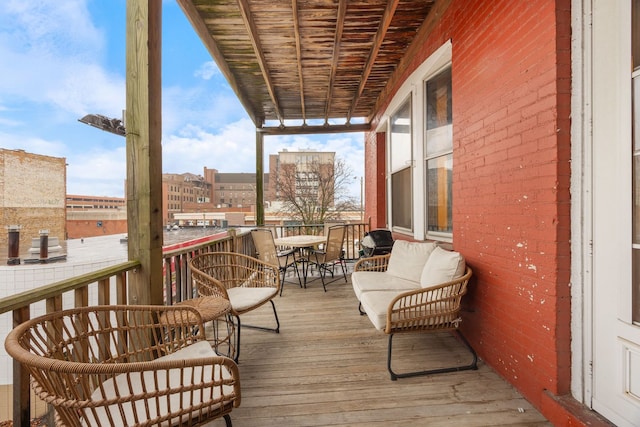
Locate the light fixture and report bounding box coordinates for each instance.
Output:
[78,114,126,137]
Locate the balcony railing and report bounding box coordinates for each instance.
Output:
[0,222,370,425]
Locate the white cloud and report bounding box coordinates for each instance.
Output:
[0,131,68,158]
[194,61,220,80]
[66,146,127,197]
[0,0,123,116]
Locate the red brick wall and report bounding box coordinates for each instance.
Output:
[363,131,387,228]
[367,0,574,421]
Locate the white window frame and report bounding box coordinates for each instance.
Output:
[378,40,452,240]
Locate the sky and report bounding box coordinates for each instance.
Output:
[0,0,365,199]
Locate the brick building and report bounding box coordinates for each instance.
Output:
[66,195,127,239]
[0,149,66,256]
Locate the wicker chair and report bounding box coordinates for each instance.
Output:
[309,225,347,291]
[189,251,280,362]
[4,304,241,427]
[251,228,302,295]
[353,254,476,380]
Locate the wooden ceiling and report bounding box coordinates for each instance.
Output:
[177,0,438,134]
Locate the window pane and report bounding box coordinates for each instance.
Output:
[391,167,412,230]
[427,154,453,233]
[426,67,452,129]
[390,99,412,172]
[426,125,453,157]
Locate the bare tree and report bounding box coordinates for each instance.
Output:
[276,157,356,225]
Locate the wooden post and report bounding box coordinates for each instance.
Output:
[125,0,163,305]
[12,307,29,427]
[256,127,265,226]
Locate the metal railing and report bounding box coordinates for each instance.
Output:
[0,222,369,426]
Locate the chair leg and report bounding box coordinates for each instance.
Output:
[224,414,232,427]
[280,261,303,296]
[237,300,281,334]
[233,315,241,363]
[358,302,366,315]
[387,330,478,381]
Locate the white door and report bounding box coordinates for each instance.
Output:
[590,1,640,426]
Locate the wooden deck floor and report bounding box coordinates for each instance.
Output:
[207,270,551,427]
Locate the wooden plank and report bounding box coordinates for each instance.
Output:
[204,273,551,426]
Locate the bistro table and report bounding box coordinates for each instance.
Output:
[274,235,326,287]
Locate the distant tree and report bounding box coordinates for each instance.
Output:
[276,157,356,225]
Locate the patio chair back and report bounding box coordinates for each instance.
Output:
[251,228,280,267]
[324,225,346,262]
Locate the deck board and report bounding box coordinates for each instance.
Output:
[206,271,551,427]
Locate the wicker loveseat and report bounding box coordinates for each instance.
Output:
[352,240,476,380]
[5,304,241,427]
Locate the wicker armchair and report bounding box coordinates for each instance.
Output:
[353,253,476,380]
[5,304,241,427]
[189,251,280,362]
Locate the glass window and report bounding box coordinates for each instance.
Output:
[425,67,453,236]
[390,98,413,231]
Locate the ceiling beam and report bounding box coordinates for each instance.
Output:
[292,0,307,123]
[176,0,260,126]
[348,0,399,122]
[258,122,371,136]
[237,0,284,123]
[324,0,347,124]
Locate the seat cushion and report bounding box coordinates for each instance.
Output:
[360,291,458,331]
[84,341,233,427]
[385,240,436,283]
[420,246,466,288]
[351,271,420,301]
[227,286,278,312]
[359,291,401,330]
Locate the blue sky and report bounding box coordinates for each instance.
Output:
[0,0,364,198]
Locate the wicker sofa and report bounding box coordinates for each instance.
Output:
[352,240,476,380]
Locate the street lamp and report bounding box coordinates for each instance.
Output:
[78,113,126,137]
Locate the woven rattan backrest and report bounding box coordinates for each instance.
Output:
[324,225,346,261]
[251,229,279,266]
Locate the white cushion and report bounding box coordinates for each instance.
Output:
[360,291,458,331]
[420,246,466,288]
[227,286,278,312]
[385,240,437,283]
[351,271,420,301]
[84,341,232,427]
[359,291,399,330]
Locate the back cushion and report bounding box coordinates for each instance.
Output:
[420,246,466,288]
[386,240,436,283]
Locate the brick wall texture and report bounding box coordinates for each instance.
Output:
[366,0,574,422]
[0,150,67,255]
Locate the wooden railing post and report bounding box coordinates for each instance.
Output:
[12,306,30,427]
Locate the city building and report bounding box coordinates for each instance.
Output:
[66,194,127,239]
[0,149,66,259]
[267,149,335,206]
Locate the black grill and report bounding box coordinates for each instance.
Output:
[360,229,394,257]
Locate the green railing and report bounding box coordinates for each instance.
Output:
[0,223,369,426]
